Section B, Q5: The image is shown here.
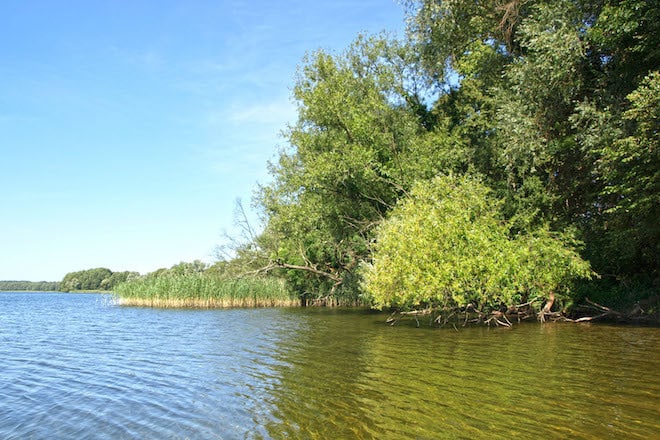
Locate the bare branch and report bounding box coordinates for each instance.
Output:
[247,261,343,284]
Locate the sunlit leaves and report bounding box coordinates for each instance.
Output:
[254,0,658,305]
[362,175,591,310]
[257,35,445,296]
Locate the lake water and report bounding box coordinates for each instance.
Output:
[1,292,658,439]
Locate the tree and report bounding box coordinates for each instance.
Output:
[586,72,660,276]
[212,198,272,278]
[257,35,454,301]
[361,175,591,312]
[406,0,659,289]
[0,280,60,291]
[169,260,208,276]
[101,271,140,290]
[60,268,114,291]
[247,0,657,311]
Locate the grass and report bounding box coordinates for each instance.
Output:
[114,273,299,308]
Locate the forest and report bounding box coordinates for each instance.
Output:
[222,0,658,317]
[59,268,139,292]
[0,280,60,291]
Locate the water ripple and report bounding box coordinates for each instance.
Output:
[1,294,658,439]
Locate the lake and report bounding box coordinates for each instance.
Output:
[1,292,658,439]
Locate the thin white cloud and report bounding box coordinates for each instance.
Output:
[108,45,165,71]
[227,100,296,125]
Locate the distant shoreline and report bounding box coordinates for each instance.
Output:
[0,290,109,293]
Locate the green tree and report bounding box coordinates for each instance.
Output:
[361,175,591,311]
[248,0,657,310]
[101,271,140,290]
[0,280,60,291]
[60,268,113,291]
[406,0,659,289]
[586,72,660,276]
[257,35,454,301]
[169,260,208,276]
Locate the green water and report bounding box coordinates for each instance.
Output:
[258,309,660,439]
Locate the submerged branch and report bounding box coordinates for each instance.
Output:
[384,295,657,327]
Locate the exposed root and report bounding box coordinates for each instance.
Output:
[538,292,556,322]
[383,295,658,328]
[563,298,623,323]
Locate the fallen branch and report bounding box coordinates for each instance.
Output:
[484,315,512,327]
[383,296,658,327]
[248,261,342,283]
[585,297,619,314]
[400,308,433,316]
[571,311,617,323]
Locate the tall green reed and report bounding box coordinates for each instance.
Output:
[114,273,299,308]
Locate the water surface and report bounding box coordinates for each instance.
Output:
[1,292,658,439]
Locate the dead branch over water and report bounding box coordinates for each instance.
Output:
[386,296,659,327]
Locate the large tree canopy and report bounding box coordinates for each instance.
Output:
[257,35,464,301]
[405,0,659,280]
[251,0,658,311]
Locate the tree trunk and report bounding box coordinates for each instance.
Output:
[539,291,555,322]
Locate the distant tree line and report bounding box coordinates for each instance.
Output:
[139,260,209,279]
[0,280,60,291]
[59,268,139,292]
[2,264,209,293]
[59,262,212,292]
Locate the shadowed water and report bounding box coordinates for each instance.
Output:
[0,292,658,439]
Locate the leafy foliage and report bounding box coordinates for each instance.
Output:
[250,0,658,310]
[0,280,60,291]
[59,268,139,292]
[361,175,591,310]
[404,0,658,285]
[257,35,457,300]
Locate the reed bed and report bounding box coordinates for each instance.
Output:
[114,274,299,308]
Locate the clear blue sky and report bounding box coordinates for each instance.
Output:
[1,1,407,281]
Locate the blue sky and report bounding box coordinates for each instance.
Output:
[1,1,407,281]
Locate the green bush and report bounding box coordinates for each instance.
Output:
[361,174,592,311]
